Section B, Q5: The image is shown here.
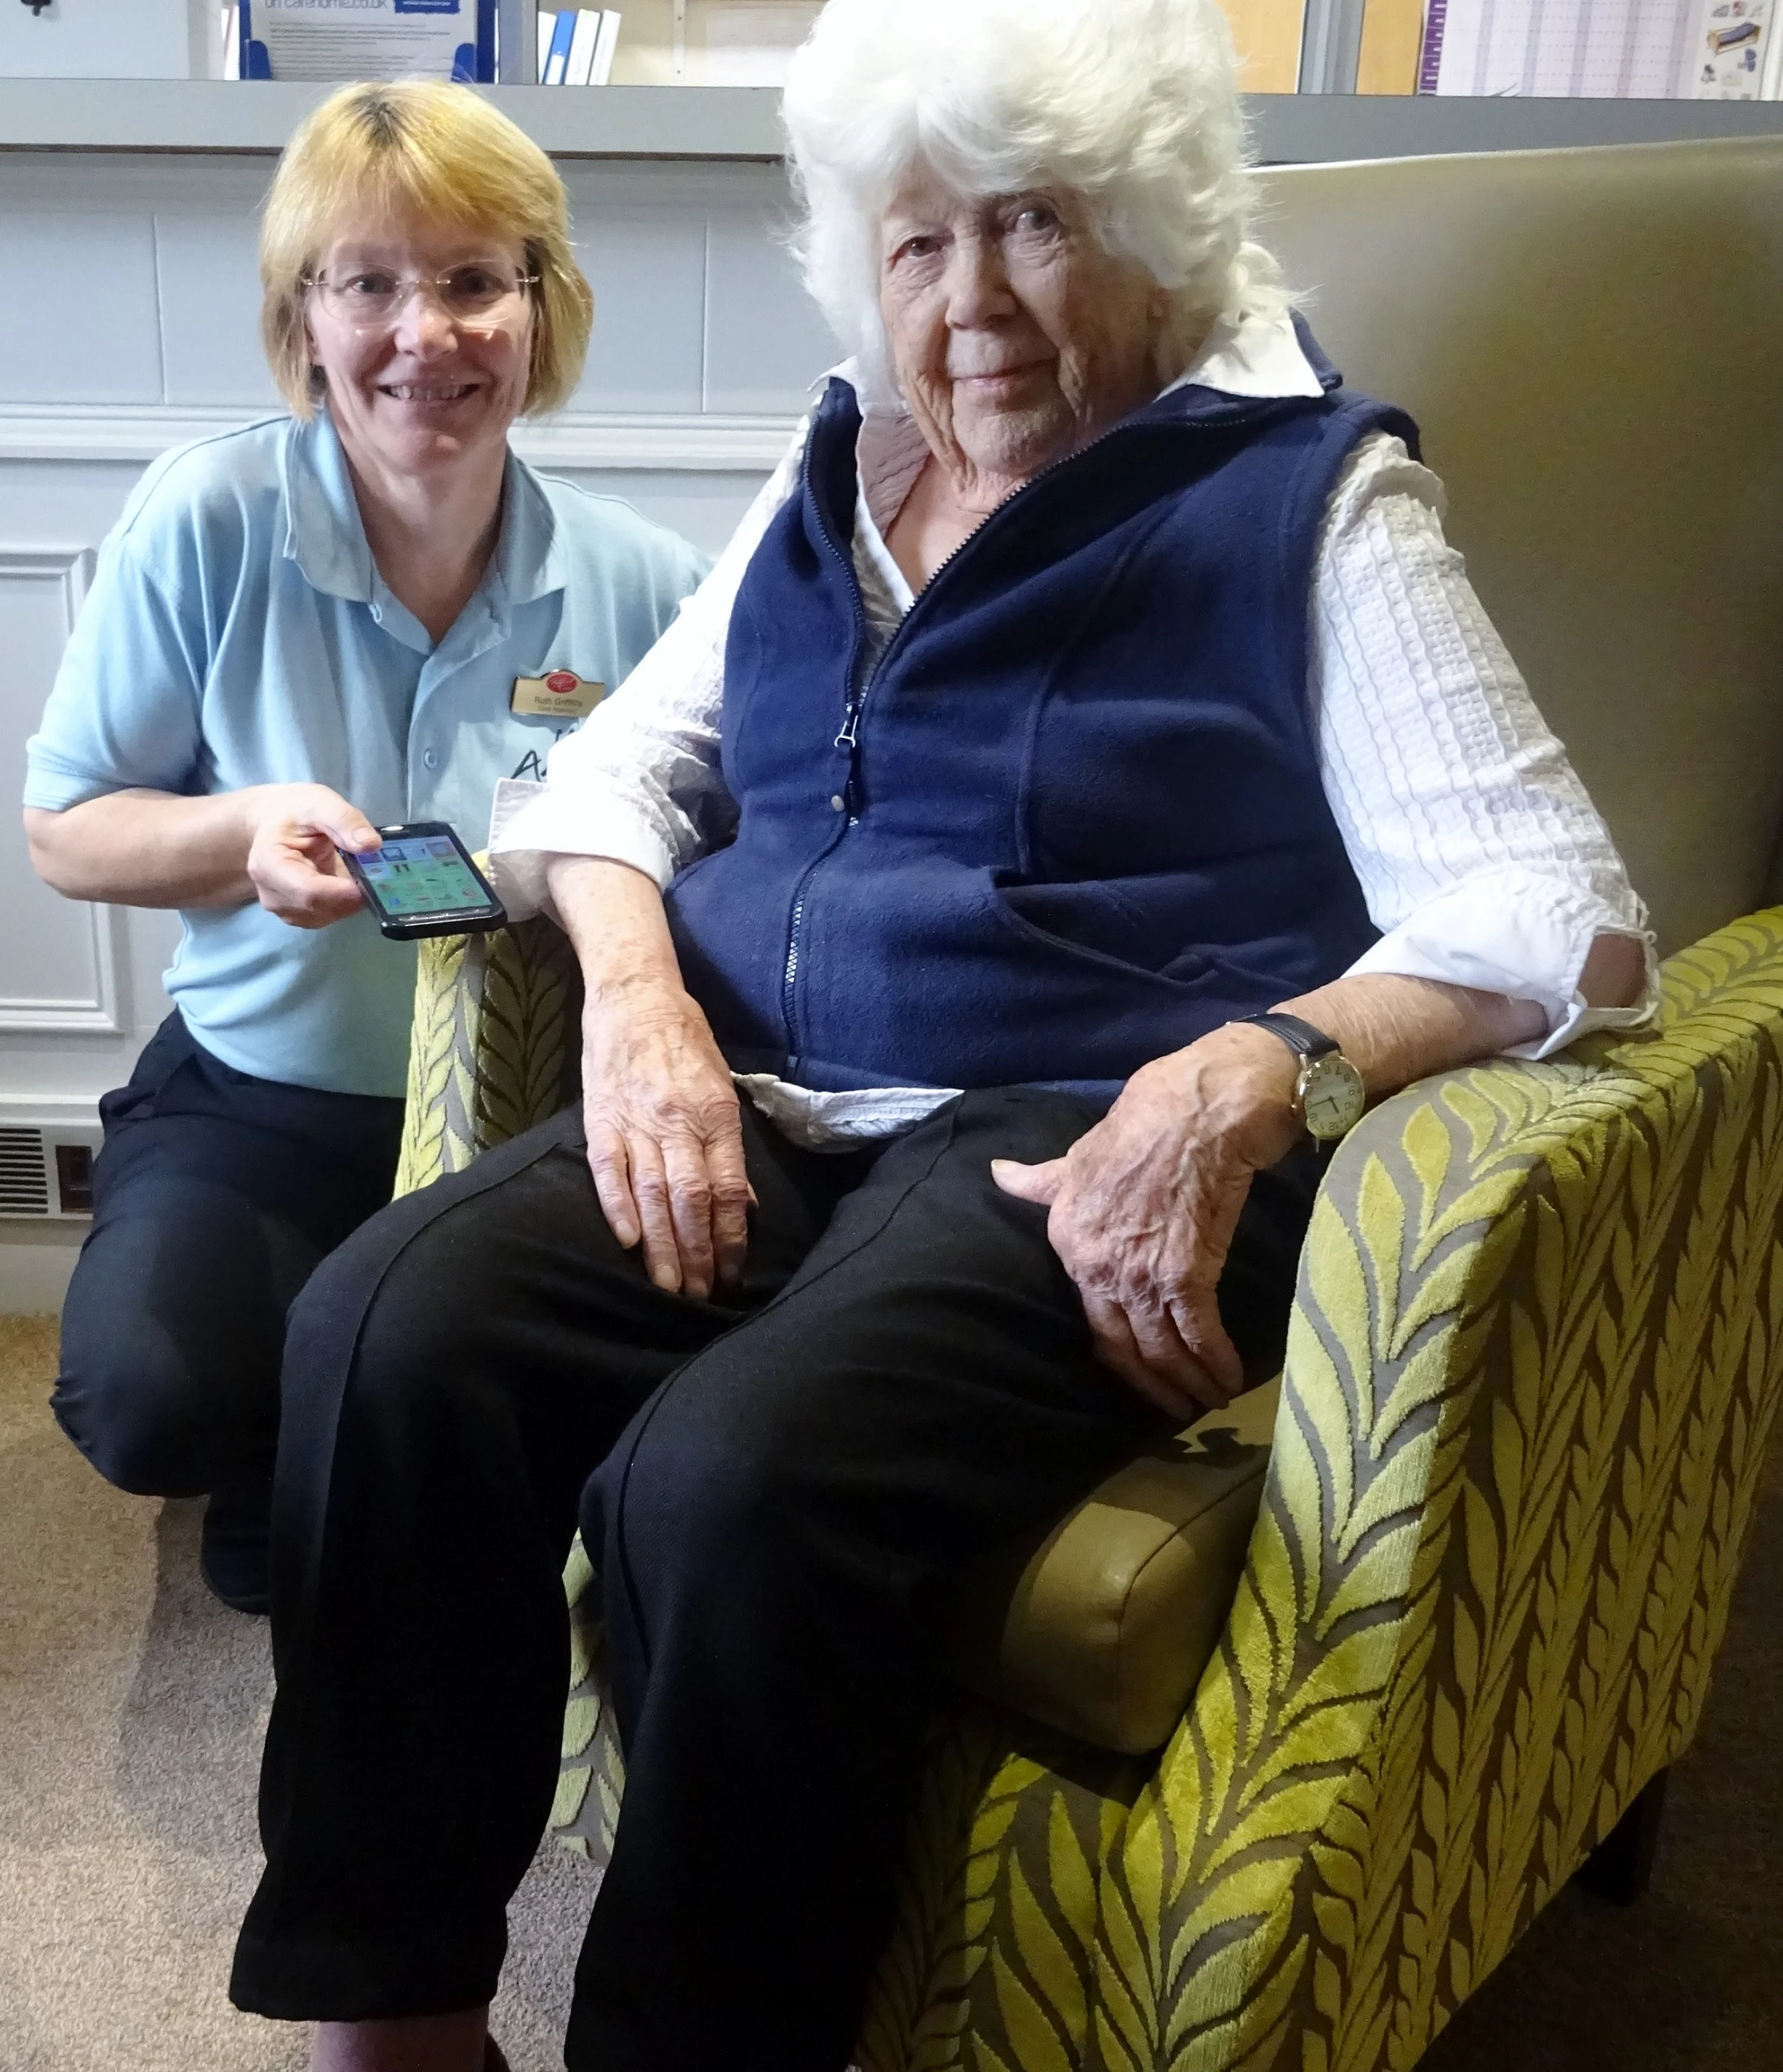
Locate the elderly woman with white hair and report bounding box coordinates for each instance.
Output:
[232,2,1652,2067]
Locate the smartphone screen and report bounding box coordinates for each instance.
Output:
[339,822,505,940]
[354,832,490,918]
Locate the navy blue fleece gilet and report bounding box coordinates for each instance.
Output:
[665,323,1417,1098]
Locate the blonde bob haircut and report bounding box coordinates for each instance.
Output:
[259,79,593,418]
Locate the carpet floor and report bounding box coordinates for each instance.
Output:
[2,1310,1778,2072]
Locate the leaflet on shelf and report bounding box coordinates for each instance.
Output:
[1417,0,1781,96]
[238,0,497,83]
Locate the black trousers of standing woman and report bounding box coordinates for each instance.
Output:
[231,1085,1319,2072]
[51,1013,404,1596]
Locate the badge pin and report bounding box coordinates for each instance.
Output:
[511,669,606,720]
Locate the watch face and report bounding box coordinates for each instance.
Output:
[1300,1053,1366,1142]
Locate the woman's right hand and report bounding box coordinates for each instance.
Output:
[242,784,382,929]
[579,977,753,1301]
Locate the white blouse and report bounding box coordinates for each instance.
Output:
[489,311,1657,1147]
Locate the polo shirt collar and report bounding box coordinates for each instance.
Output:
[493,446,567,607]
[279,411,567,613]
[281,411,374,602]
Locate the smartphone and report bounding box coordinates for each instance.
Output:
[339,821,508,942]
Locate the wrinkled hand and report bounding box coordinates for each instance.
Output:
[244,784,380,929]
[581,979,753,1300]
[992,1027,1302,1420]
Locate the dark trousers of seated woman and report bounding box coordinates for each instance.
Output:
[231,1087,1317,2072]
[50,1012,404,1607]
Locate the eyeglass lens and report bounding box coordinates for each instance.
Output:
[312,265,532,326]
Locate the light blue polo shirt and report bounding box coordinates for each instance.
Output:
[24,413,708,1097]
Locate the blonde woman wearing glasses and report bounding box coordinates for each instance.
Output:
[21,80,707,1614]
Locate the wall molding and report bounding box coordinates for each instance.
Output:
[0,1092,102,1131]
[0,402,799,472]
[0,544,126,1036]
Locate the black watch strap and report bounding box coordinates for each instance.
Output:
[1236,1010,1340,1062]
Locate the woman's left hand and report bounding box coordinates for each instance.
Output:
[992,1027,1302,1422]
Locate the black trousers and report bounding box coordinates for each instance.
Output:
[51,1013,406,1498]
[231,1088,1319,2072]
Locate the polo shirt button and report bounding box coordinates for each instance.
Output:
[830,793,844,812]
[423,749,439,771]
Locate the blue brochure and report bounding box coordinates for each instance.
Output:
[240,0,497,83]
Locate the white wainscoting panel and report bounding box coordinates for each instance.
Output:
[0,211,165,404]
[571,207,711,416]
[0,545,128,1036]
[704,203,840,415]
[156,210,284,408]
[0,461,180,1148]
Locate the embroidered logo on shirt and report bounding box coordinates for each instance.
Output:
[511,724,582,783]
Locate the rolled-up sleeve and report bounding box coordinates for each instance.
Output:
[1311,434,1659,1058]
[24,536,205,812]
[487,425,810,923]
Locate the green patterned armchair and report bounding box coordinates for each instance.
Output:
[398,910,1783,2072]
[396,137,1783,2070]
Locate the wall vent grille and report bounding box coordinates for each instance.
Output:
[0,1127,51,1216]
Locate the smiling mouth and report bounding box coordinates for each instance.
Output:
[380,382,480,404]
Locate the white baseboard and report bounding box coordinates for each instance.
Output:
[0,1094,103,1130]
[0,1221,81,1316]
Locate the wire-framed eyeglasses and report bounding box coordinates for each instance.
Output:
[306,263,540,329]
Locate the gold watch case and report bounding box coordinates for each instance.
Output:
[1298,1050,1366,1143]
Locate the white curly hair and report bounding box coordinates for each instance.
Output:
[781,0,1288,405]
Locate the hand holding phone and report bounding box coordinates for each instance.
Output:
[246,783,383,930]
[339,822,507,941]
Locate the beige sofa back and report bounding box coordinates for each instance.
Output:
[1261,139,1783,956]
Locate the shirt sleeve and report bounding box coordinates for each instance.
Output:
[486,417,810,923]
[23,528,207,813]
[1309,432,1660,1058]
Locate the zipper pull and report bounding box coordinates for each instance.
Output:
[834,707,860,751]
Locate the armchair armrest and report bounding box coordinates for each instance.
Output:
[1082,911,1783,2068]
[396,912,583,1198]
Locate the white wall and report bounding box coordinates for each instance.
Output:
[0,147,838,1307]
[0,0,211,80]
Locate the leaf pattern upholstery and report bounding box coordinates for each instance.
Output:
[398,908,1783,2070]
[396,913,584,1194]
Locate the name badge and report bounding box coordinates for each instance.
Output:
[511,669,605,720]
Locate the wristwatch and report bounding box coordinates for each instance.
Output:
[1235,1011,1366,1144]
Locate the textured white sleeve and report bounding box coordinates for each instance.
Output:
[485,418,810,922]
[1311,433,1660,1058]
